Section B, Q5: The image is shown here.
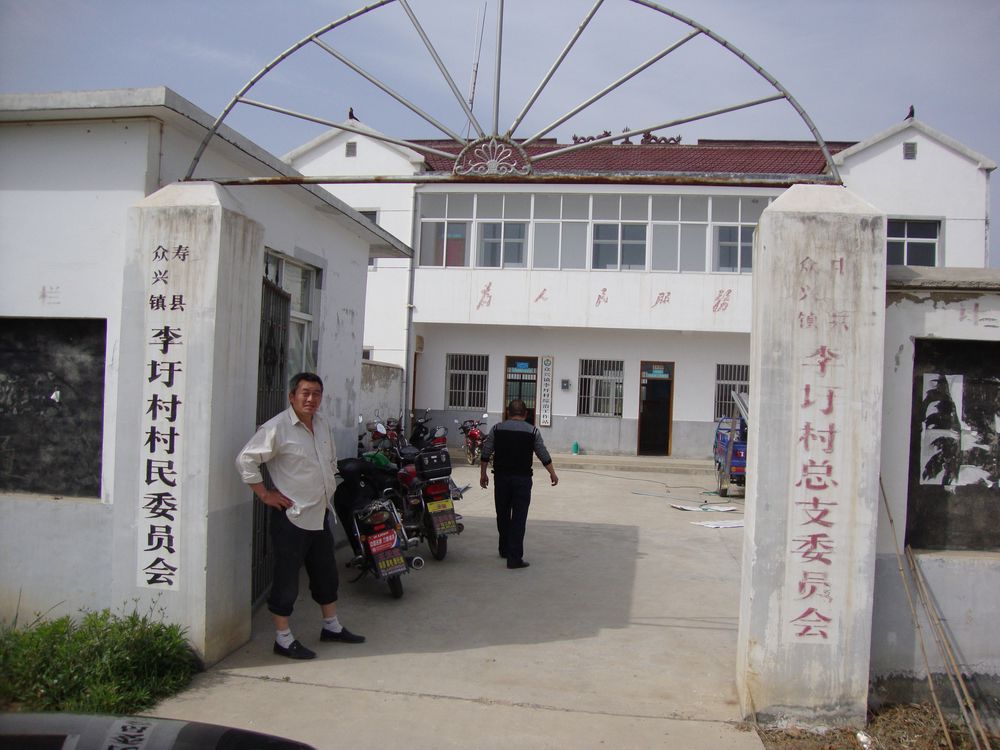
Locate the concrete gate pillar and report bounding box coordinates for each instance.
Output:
[736,185,886,726]
[112,182,263,665]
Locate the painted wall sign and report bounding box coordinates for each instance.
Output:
[781,253,853,644]
[137,242,191,589]
[538,356,554,427]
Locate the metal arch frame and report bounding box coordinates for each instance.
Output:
[184,0,841,185]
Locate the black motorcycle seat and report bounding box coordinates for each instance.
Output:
[337,457,398,481]
[397,446,421,462]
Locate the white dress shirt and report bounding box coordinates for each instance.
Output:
[235,406,339,531]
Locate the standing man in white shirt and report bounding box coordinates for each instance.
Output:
[236,372,365,659]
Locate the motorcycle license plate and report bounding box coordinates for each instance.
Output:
[426,499,453,513]
[367,528,399,554]
[374,549,407,577]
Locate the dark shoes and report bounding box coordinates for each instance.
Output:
[507,559,530,569]
[320,626,366,644]
[273,639,316,660]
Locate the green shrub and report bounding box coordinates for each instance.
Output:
[0,601,199,713]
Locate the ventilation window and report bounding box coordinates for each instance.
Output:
[903,142,917,160]
[345,141,357,157]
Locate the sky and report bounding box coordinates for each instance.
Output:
[2,0,998,265]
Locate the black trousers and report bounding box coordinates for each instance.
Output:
[494,474,533,562]
[267,507,339,617]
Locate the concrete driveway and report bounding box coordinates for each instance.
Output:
[151,461,762,749]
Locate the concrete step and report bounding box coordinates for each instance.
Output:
[546,452,714,475]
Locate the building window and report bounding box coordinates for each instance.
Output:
[714,226,754,272]
[592,224,619,269]
[419,221,470,267]
[478,222,526,268]
[592,224,648,270]
[903,142,917,160]
[0,318,107,497]
[578,359,624,417]
[446,354,488,409]
[887,219,938,266]
[715,364,750,420]
[264,252,318,374]
[417,191,770,273]
[345,141,357,157]
[359,211,378,267]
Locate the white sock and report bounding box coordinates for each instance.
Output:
[275,628,295,648]
[323,615,343,633]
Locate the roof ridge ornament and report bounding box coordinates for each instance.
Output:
[454,136,531,177]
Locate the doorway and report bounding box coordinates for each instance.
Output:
[638,361,674,455]
[504,356,538,424]
[252,277,290,606]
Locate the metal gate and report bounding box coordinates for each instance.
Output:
[251,277,291,605]
[504,356,538,424]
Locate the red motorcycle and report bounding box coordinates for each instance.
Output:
[394,446,465,561]
[456,414,488,465]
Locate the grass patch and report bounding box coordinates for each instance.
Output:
[0,600,200,714]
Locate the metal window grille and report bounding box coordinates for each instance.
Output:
[446,353,488,409]
[578,359,624,416]
[715,364,750,419]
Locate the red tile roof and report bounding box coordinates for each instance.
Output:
[412,138,854,182]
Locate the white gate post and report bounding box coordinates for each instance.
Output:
[736,185,886,726]
[112,182,263,664]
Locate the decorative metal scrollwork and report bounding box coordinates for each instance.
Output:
[454,137,531,177]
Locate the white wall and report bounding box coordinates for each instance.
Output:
[872,280,1000,690]
[0,119,161,503]
[413,268,752,333]
[286,130,417,367]
[160,123,374,449]
[840,128,991,267]
[0,109,376,629]
[411,322,749,456]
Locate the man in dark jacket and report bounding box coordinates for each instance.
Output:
[479,399,558,569]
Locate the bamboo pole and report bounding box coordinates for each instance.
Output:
[906,545,992,750]
[878,479,955,749]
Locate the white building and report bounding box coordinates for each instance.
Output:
[0,88,410,663]
[286,117,994,459]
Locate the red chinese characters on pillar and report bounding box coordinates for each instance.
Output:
[784,254,850,643]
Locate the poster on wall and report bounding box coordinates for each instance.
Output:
[538,356,553,427]
[919,373,1000,488]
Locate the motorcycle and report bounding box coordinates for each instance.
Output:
[456,413,489,465]
[384,411,404,451]
[362,411,395,462]
[408,409,449,450]
[334,457,423,598]
[409,409,450,451]
[393,444,466,561]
